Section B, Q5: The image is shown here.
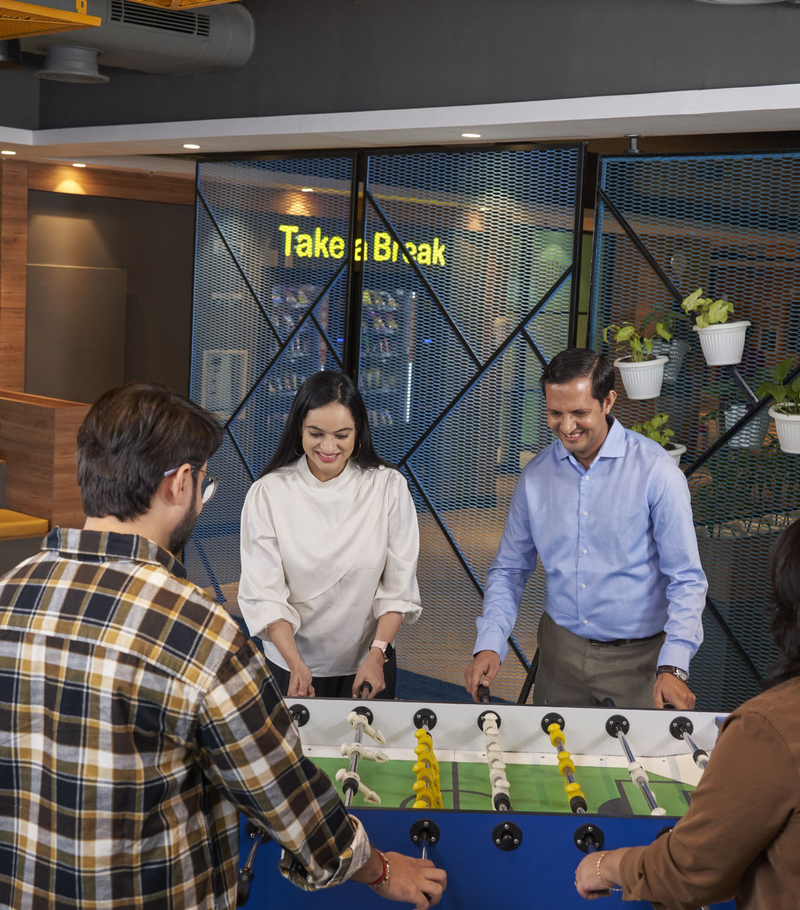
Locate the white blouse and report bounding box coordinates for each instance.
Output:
[238,456,422,677]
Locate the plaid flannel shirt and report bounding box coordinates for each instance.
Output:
[0,528,369,909]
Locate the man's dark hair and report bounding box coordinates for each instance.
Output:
[766,520,800,688]
[77,383,224,520]
[262,370,389,476]
[539,348,615,403]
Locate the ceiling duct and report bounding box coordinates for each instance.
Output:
[20,0,254,80]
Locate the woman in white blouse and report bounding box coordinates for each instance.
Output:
[238,370,421,700]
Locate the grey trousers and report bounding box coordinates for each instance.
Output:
[532,611,664,708]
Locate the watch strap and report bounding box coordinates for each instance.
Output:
[370,639,392,662]
[657,664,689,682]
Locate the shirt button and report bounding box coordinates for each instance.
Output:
[581,583,587,589]
[584,512,588,516]
[584,619,588,625]
[582,549,588,554]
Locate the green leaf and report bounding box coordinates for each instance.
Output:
[655,322,672,342]
[681,288,704,311]
[775,359,792,384]
[708,300,729,324]
[697,313,709,329]
[616,325,635,342]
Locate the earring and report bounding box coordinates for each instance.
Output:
[295,443,304,456]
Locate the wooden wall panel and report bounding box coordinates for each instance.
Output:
[0,160,28,390]
[0,391,90,529]
[0,308,25,390]
[28,162,195,206]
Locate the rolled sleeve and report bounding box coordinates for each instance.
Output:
[239,484,302,638]
[195,640,365,890]
[372,472,421,624]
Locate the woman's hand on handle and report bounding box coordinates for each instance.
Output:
[286,660,315,698]
[353,649,386,699]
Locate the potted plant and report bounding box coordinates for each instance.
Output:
[756,359,800,454]
[681,288,751,366]
[630,412,686,466]
[602,318,672,400]
[650,311,692,383]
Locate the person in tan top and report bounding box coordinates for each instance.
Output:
[575,518,800,909]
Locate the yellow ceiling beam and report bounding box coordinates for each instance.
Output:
[127,0,240,7]
[0,0,101,39]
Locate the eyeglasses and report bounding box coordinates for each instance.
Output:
[163,465,219,504]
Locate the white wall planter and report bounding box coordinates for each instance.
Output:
[693,320,751,366]
[652,338,690,383]
[666,443,686,466]
[614,355,667,400]
[769,407,800,454]
[724,403,771,450]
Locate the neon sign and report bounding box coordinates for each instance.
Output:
[279,224,446,266]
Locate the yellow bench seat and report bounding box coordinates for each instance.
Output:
[0,509,49,540]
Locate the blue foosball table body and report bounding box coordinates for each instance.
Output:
[237,699,736,910]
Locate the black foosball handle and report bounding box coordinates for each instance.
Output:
[477,684,491,704]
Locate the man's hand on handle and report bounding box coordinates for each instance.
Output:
[465,650,501,702]
[652,673,695,710]
[352,848,447,909]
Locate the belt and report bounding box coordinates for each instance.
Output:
[586,630,663,647]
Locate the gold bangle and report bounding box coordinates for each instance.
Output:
[596,852,622,892]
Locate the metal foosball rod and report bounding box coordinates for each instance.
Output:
[478,706,511,812]
[336,684,386,808]
[606,714,667,817]
[541,713,588,814]
[669,716,709,772]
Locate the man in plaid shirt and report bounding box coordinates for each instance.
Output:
[0,383,446,910]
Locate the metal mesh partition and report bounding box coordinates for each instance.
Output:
[361,147,583,701]
[590,152,800,712]
[189,146,584,703]
[189,155,356,601]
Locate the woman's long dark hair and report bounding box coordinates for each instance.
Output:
[261,370,390,476]
[767,519,800,688]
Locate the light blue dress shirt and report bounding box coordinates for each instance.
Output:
[475,417,707,673]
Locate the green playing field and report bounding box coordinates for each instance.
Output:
[312,756,695,817]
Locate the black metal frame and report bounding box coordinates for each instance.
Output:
[192,143,587,689]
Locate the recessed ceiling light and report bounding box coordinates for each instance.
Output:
[183,143,201,150]
[72,162,86,168]
[461,132,481,138]
[300,187,314,193]
[1,150,16,156]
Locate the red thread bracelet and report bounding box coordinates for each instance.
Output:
[364,850,390,888]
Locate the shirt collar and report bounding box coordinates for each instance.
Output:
[44,527,188,579]
[296,453,357,489]
[555,414,626,462]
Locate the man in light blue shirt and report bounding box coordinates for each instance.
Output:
[465,349,707,709]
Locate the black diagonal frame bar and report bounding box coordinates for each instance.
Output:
[404,462,531,674]
[399,266,573,470]
[364,188,482,370]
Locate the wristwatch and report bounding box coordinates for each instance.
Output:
[656,665,689,683]
[370,639,394,663]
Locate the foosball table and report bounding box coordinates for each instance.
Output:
[237,697,733,909]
